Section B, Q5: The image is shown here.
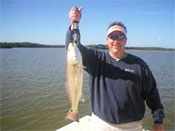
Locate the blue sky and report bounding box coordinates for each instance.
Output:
[1,0,174,48]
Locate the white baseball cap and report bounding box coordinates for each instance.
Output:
[107,25,127,36]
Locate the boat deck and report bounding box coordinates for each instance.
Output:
[56,115,150,131]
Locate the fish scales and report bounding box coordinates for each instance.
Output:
[66,42,84,121]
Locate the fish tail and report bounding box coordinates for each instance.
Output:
[66,108,79,122]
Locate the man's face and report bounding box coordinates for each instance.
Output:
[106,31,127,55]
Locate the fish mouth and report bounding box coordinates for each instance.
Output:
[71,42,76,47]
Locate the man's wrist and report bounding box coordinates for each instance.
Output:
[71,24,79,30]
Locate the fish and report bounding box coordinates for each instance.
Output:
[65,41,84,121]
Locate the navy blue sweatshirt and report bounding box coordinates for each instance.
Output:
[65,28,164,124]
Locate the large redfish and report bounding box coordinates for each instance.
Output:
[65,41,84,121]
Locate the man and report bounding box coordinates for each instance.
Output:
[66,7,165,131]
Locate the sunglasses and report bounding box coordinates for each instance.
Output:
[108,34,126,40]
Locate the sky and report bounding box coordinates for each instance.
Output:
[1,0,174,48]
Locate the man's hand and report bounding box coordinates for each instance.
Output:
[152,123,165,131]
[69,7,82,24]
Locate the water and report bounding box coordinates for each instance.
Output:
[0,48,174,131]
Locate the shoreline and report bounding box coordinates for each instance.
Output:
[0,42,174,51]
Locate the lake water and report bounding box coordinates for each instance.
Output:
[0,48,174,131]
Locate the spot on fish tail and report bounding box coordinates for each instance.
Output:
[66,108,79,121]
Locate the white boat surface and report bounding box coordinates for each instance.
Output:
[56,115,150,131]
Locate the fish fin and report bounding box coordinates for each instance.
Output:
[66,108,79,122]
[80,93,85,102]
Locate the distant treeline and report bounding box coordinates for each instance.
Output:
[0,42,174,51]
[87,44,175,51]
[0,42,64,48]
